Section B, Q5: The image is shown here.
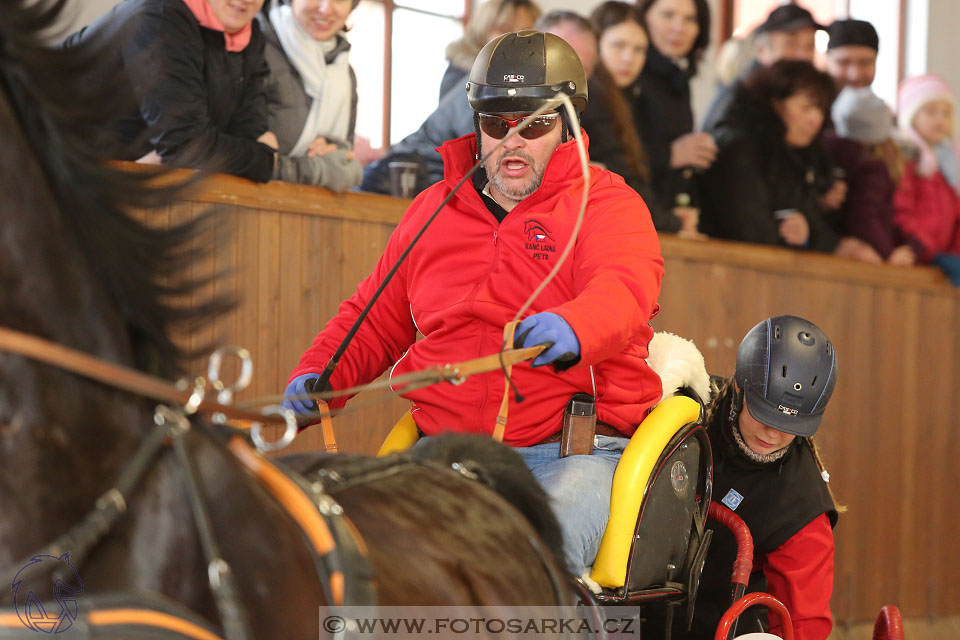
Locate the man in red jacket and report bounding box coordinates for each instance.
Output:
[283,30,664,575]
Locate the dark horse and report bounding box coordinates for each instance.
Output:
[0,1,571,637]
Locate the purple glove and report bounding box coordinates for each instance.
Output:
[515,312,581,370]
[282,373,322,420]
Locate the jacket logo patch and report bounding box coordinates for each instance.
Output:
[523,219,556,261]
[721,488,744,511]
[504,74,525,83]
[778,405,799,416]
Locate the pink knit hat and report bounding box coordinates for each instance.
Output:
[898,73,958,176]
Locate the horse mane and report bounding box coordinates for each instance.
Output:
[0,0,230,377]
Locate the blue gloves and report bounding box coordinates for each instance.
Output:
[515,312,581,370]
[282,373,323,421]
[932,253,960,286]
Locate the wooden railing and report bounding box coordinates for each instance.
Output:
[138,165,959,625]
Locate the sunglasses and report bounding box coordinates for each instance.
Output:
[478,112,560,140]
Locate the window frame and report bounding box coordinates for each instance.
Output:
[365,0,472,145]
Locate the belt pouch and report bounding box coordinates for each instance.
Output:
[560,393,596,457]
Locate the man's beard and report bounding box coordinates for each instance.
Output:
[484,148,546,201]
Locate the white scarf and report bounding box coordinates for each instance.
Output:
[269,4,352,156]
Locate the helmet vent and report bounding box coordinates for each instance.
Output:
[781,365,787,377]
[811,375,818,386]
[774,325,782,339]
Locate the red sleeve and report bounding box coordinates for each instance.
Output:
[551,178,664,365]
[288,207,419,409]
[893,164,935,262]
[762,513,835,640]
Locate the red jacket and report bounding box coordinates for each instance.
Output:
[762,513,835,640]
[290,133,664,446]
[893,162,960,261]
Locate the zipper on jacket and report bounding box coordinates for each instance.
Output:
[475,227,502,432]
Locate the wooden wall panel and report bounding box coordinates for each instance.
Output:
[137,166,959,624]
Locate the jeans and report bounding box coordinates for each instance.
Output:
[513,435,628,575]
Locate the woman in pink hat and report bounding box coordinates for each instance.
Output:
[894,73,960,284]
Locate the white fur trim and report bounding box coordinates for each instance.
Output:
[646,332,712,404]
[580,570,602,594]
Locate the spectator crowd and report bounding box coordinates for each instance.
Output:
[63,0,960,285]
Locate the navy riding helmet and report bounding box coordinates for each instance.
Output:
[735,315,838,437]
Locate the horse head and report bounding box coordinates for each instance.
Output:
[0,0,222,603]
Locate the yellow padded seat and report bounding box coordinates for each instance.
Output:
[376,411,419,457]
[590,395,701,589]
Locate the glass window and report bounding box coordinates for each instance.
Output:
[345,0,466,147]
[390,8,465,144]
[347,1,386,147]
[394,0,464,18]
[848,0,901,107]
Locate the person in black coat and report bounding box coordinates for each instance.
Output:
[62,0,276,183]
[634,0,715,209]
[582,1,698,234]
[700,60,880,260]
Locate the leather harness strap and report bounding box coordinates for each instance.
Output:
[86,609,223,640]
[227,437,337,555]
[226,436,376,609]
[0,326,285,427]
[493,321,522,442]
[0,607,223,639]
[238,345,546,411]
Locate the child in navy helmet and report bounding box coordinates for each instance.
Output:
[668,315,842,640]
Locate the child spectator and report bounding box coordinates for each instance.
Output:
[894,74,960,284]
[258,0,363,191]
[62,0,277,183]
[826,87,916,265]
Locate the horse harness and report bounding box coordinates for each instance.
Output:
[0,328,375,640]
[0,327,571,638]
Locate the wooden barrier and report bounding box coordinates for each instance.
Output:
[140,166,958,625]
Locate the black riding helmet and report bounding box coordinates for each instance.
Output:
[735,315,838,437]
[466,30,588,115]
[466,30,587,154]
